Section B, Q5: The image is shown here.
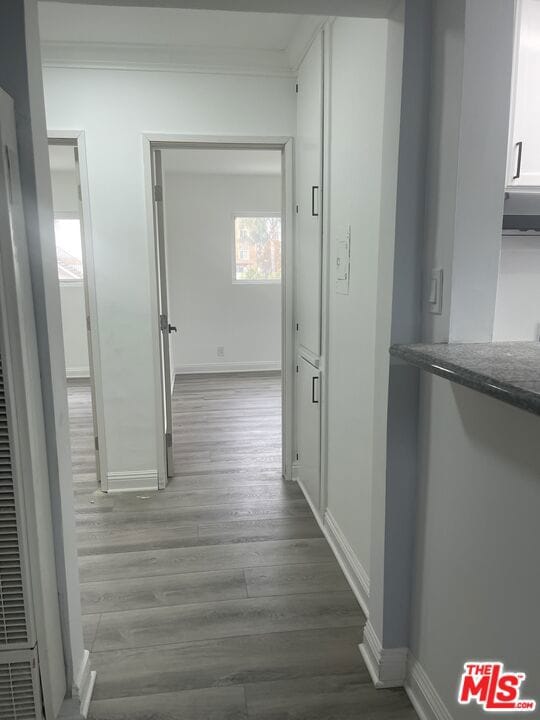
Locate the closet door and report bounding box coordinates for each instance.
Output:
[296,355,321,511]
[508,0,540,187]
[296,32,323,356]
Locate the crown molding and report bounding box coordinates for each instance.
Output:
[41,40,298,78]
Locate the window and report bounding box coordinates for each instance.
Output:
[233,214,281,282]
[54,216,84,280]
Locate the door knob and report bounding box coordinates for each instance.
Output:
[168,323,177,333]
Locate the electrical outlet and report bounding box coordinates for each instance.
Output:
[217,346,225,358]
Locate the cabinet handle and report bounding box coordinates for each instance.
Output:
[311,186,319,217]
[312,376,319,404]
[513,141,523,180]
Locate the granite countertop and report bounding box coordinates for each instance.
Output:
[390,341,540,416]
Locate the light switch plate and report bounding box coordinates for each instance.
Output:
[336,226,351,295]
[428,268,443,314]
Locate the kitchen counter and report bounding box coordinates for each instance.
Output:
[390,341,540,416]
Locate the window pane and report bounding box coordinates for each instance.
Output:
[234,216,281,281]
[54,218,84,280]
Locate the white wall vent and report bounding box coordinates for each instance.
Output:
[0,649,42,720]
[0,354,29,649]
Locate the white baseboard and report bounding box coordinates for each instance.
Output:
[66,366,90,379]
[359,620,408,688]
[59,650,96,719]
[296,478,324,528]
[324,510,370,617]
[106,469,159,493]
[405,655,454,720]
[175,361,281,375]
[294,479,370,619]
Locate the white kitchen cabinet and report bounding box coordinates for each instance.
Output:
[295,32,324,355]
[507,0,540,188]
[296,354,321,512]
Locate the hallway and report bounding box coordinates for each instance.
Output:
[69,374,416,719]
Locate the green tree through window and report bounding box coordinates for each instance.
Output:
[234,215,281,282]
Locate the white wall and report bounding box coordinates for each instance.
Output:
[50,168,90,377]
[421,0,465,343]
[410,374,540,715]
[493,236,540,341]
[422,0,513,344]
[406,1,540,716]
[163,171,281,374]
[42,66,296,483]
[325,17,390,590]
[59,284,89,376]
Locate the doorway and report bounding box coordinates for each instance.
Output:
[147,138,294,487]
[48,138,102,490]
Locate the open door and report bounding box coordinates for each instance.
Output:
[151,148,176,480]
[73,144,101,482]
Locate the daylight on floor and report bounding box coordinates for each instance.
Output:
[0,1,539,719]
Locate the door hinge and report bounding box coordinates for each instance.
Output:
[296,323,299,331]
[296,364,299,373]
[160,314,168,331]
[94,436,99,451]
[295,83,299,93]
[153,184,163,202]
[86,315,91,332]
[4,147,13,203]
[166,432,173,447]
[78,184,82,202]
[295,204,299,214]
[296,452,299,461]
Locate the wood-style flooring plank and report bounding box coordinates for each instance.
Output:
[89,686,247,720]
[79,538,334,583]
[245,562,353,598]
[90,627,367,701]
[92,592,363,651]
[80,569,248,615]
[244,673,418,720]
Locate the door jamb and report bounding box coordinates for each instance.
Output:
[142,134,295,486]
[48,130,108,489]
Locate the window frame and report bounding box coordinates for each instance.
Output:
[231,211,282,285]
[54,211,84,285]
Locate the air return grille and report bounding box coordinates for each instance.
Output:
[0,354,28,648]
[0,652,41,720]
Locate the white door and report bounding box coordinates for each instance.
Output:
[73,144,102,481]
[296,33,324,356]
[297,354,321,511]
[151,149,176,479]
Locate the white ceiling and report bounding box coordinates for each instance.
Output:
[162,147,282,176]
[39,4,303,49]
[38,3,325,74]
[39,0,397,18]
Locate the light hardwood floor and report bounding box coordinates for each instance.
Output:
[68,373,417,720]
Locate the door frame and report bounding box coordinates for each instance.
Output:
[142,134,295,487]
[48,130,108,489]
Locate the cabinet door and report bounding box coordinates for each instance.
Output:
[297,356,321,511]
[508,0,540,187]
[296,32,323,355]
